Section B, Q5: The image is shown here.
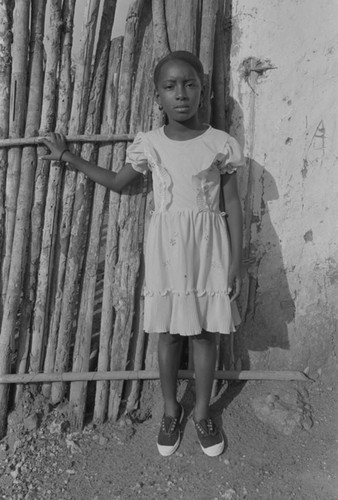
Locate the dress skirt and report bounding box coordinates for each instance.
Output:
[143,210,240,336]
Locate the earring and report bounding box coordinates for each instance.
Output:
[158,104,163,111]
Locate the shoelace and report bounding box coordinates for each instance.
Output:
[196,418,216,436]
[162,415,178,434]
[207,418,215,433]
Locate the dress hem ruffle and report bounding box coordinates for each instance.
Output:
[143,292,241,336]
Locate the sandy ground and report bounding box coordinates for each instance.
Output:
[0,377,337,500]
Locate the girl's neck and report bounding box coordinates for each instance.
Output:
[164,117,209,141]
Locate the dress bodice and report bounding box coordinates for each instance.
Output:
[126,126,244,214]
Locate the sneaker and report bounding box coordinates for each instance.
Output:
[194,417,224,457]
[157,405,184,456]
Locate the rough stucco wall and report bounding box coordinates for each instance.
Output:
[230,0,338,380]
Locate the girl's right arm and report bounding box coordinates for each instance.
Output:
[40,132,142,192]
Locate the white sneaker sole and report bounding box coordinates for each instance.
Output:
[157,406,184,457]
[157,436,181,456]
[200,436,225,457]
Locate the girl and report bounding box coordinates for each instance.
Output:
[41,51,244,458]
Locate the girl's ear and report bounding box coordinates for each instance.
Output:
[155,90,161,105]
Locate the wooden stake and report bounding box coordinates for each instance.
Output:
[164,0,199,52]
[1,0,30,308]
[107,0,145,422]
[93,37,123,424]
[0,0,12,437]
[0,0,12,311]
[198,0,218,124]
[152,0,170,57]
[123,12,156,413]
[68,0,118,431]
[150,0,168,143]
[51,0,101,405]
[41,0,76,399]
[15,0,64,405]
[211,0,226,130]
[13,0,48,377]
[0,0,46,439]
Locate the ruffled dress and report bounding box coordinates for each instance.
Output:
[126,126,245,336]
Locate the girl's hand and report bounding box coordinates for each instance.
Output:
[228,263,242,302]
[40,132,69,161]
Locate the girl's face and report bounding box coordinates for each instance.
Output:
[155,59,202,124]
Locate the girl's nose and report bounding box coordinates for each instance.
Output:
[175,85,187,99]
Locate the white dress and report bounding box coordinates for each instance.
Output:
[126,126,245,336]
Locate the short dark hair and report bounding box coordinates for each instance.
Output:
[154,51,204,88]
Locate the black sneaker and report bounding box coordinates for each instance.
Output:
[157,405,184,456]
[194,417,224,457]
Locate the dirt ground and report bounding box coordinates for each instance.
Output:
[0,376,337,500]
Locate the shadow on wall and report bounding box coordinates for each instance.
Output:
[228,98,295,370]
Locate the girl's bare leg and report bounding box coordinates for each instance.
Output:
[158,332,183,417]
[191,331,217,421]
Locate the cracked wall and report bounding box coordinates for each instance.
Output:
[230,0,338,381]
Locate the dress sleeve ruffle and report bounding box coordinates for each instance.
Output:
[125,132,149,175]
[218,136,245,175]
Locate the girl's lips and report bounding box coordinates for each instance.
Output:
[174,106,190,112]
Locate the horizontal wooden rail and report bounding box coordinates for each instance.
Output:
[0,134,135,148]
[0,370,311,384]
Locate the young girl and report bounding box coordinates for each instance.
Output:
[41,51,244,458]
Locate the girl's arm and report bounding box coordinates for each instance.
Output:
[221,172,243,301]
[40,133,142,192]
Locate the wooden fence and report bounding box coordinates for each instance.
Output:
[0,0,222,438]
[0,0,308,438]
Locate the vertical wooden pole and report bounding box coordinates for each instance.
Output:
[51,0,101,405]
[0,0,46,438]
[151,0,169,128]
[211,0,226,131]
[41,0,76,398]
[93,37,123,424]
[68,0,118,430]
[107,0,145,422]
[0,0,12,436]
[15,0,63,404]
[0,0,12,313]
[1,0,30,308]
[124,7,158,413]
[211,1,239,378]
[165,0,199,52]
[198,0,218,124]
[152,0,170,56]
